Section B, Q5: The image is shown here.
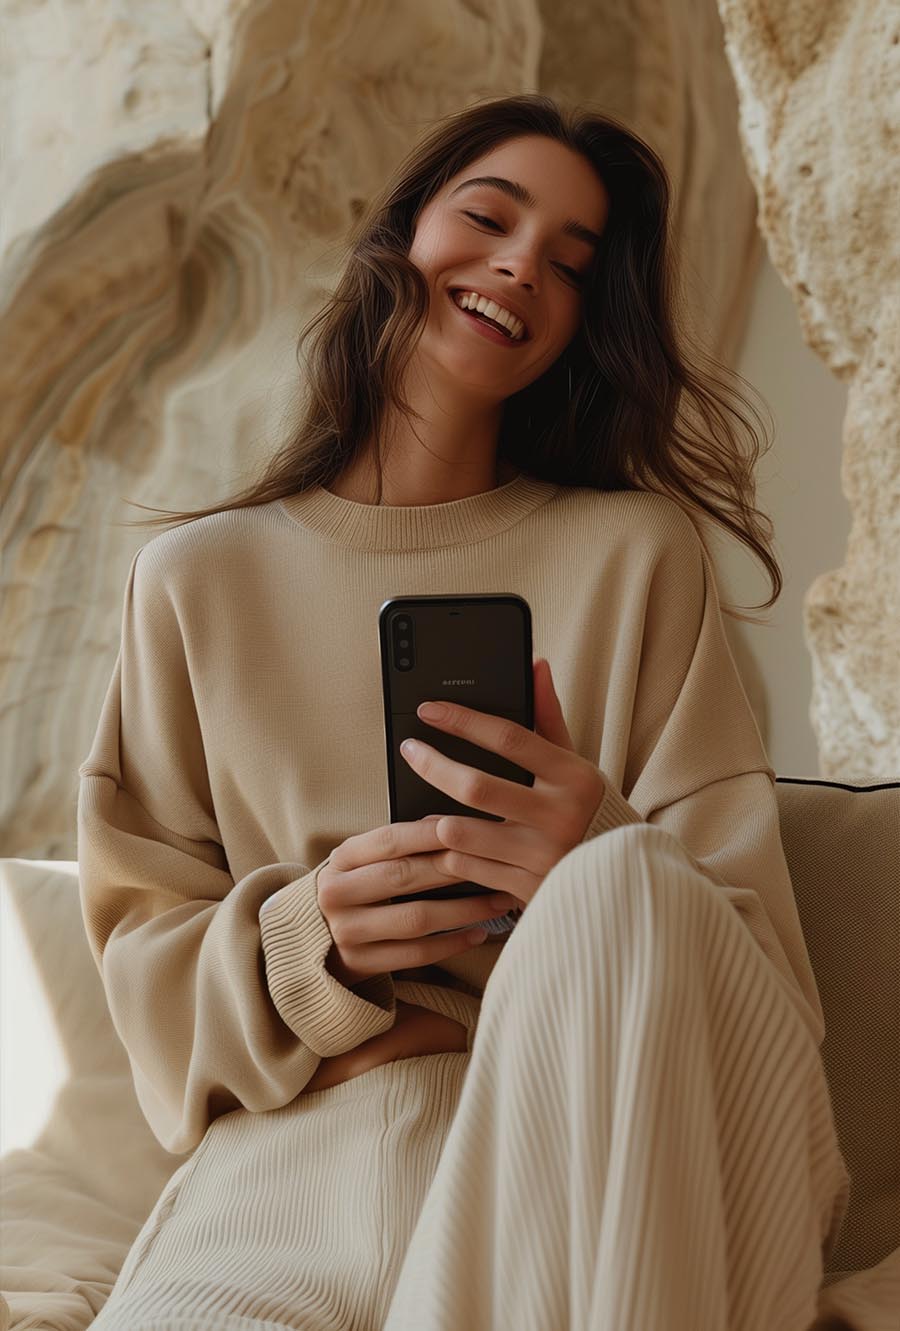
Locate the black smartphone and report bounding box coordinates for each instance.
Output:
[377,593,534,938]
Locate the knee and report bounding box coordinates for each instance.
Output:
[544,821,693,895]
[493,826,731,1023]
[534,822,728,954]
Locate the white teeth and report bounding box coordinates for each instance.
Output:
[453,290,526,340]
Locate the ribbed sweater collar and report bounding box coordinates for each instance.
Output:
[277,471,559,552]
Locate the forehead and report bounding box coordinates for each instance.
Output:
[441,136,608,228]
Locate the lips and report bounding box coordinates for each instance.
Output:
[447,288,531,342]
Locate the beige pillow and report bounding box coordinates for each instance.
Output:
[775,777,900,1280]
[1,858,187,1331]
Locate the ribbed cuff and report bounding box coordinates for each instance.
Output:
[259,858,396,1055]
[580,774,646,843]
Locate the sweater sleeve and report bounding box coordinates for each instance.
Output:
[77,547,397,1156]
[575,508,824,1043]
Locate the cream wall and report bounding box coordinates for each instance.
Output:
[721,251,850,779]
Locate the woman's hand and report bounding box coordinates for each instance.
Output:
[399,656,605,909]
[315,817,518,986]
[302,657,603,1093]
[302,1000,468,1094]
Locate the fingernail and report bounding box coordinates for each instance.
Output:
[418,701,447,721]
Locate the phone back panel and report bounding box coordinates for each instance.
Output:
[378,594,534,910]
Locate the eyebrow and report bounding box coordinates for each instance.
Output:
[448,176,603,250]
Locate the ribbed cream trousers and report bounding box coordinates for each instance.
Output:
[89,823,851,1331]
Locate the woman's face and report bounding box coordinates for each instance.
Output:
[407,134,609,403]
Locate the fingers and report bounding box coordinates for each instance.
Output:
[414,702,564,782]
[331,818,443,874]
[322,818,469,915]
[427,846,537,904]
[401,737,544,824]
[434,815,560,877]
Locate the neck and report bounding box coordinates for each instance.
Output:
[327,449,519,507]
[328,360,515,505]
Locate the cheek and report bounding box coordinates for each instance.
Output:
[408,217,466,273]
[559,298,584,341]
[534,291,579,352]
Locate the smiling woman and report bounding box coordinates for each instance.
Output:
[307,129,607,505]
[74,90,848,1331]
[117,91,784,625]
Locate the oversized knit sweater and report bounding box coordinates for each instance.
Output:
[77,472,824,1155]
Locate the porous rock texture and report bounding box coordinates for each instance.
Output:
[717,0,900,779]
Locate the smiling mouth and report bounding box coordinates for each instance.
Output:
[446,289,531,342]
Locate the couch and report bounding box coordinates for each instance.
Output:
[1,776,898,1330]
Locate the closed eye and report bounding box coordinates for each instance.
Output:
[463,211,585,286]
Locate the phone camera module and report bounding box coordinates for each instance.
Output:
[393,614,415,672]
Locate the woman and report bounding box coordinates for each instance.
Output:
[79,94,852,1330]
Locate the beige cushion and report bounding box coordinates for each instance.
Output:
[775,777,900,1279]
[0,858,184,1330]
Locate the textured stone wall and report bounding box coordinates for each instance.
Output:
[1,0,762,858]
[716,0,900,779]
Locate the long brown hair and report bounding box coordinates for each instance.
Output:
[118,92,781,622]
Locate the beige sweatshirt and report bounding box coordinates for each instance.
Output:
[77,473,824,1154]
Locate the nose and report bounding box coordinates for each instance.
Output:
[494,264,537,292]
